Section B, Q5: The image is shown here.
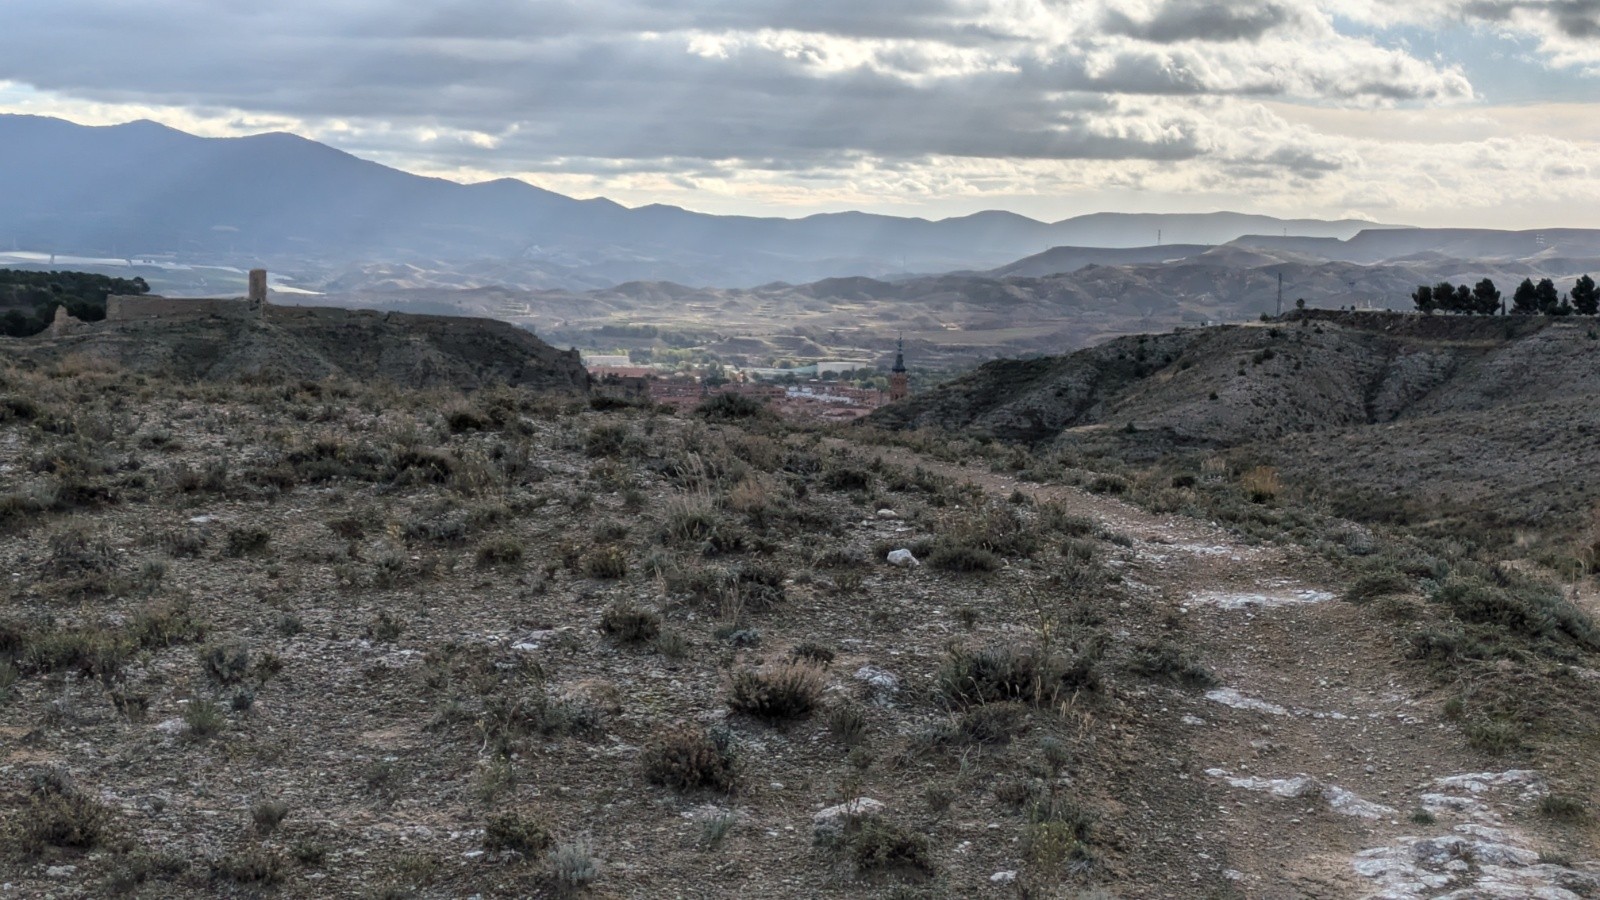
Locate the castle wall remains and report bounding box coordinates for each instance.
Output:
[106,295,253,321]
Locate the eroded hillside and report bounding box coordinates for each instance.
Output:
[872,312,1600,537]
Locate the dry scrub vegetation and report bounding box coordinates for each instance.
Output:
[0,360,1208,898]
[3,357,1596,898]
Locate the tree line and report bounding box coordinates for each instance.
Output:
[1412,275,1599,316]
[0,269,151,337]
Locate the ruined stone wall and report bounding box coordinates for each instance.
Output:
[106,295,253,322]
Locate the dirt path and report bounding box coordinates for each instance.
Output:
[860,444,1600,898]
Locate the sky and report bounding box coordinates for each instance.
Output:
[1,1,1597,228]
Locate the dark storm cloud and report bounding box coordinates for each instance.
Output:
[1103,0,1296,43]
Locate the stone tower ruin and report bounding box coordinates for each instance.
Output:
[247,269,268,315]
[889,334,909,402]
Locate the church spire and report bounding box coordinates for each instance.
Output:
[888,333,909,401]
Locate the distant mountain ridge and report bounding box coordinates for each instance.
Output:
[0,114,1396,288]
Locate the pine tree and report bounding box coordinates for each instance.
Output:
[1511,278,1539,315]
[1412,284,1437,314]
[1536,278,1561,314]
[1432,282,1460,314]
[1471,278,1501,315]
[1571,274,1598,315]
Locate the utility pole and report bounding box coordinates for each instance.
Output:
[1276,272,1283,317]
[1157,229,1161,246]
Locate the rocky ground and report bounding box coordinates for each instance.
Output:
[0,362,1596,898]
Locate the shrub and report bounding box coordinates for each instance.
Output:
[640,723,737,792]
[201,641,251,685]
[838,817,936,881]
[955,701,1029,745]
[584,423,629,458]
[822,465,873,493]
[583,546,628,579]
[935,643,1097,708]
[476,538,525,567]
[1538,795,1590,824]
[251,799,290,834]
[9,779,114,857]
[22,626,131,680]
[695,392,768,421]
[1345,570,1411,604]
[45,526,118,576]
[547,838,601,891]
[732,559,787,609]
[183,698,226,738]
[1240,466,1280,503]
[700,812,736,849]
[1124,641,1218,689]
[791,642,836,665]
[1085,475,1127,495]
[483,811,552,854]
[726,660,825,720]
[366,611,406,643]
[222,525,271,558]
[1432,576,1600,651]
[1464,718,1522,755]
[599,603,661,645]
[827,702,869,746]
[208,848,286,887]
[926,542,1001,573]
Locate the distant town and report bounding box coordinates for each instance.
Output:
[583,351,904,421]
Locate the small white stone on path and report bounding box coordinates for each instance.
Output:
[990,871,1018,884]
[886,549,920,567]
[1204,688,1289,717]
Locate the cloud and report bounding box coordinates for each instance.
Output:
[0,0,1594,228]
[1103,0,1299,43]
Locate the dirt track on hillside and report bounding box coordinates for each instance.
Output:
[863,445,1600,898]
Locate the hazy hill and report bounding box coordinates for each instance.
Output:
[0,115,1391,288]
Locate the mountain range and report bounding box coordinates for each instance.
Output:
[0,114,1396,289]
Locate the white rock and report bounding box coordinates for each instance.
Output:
[990,871,1018,884]
[45,866,77,878]
[854,666,900,705]
[812,798,884,841]
[886,548,920,567]
[1188,588,1334,610]
[876,509,899,519]
[1322,785,1396,819]
[1204,688,1289,717]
